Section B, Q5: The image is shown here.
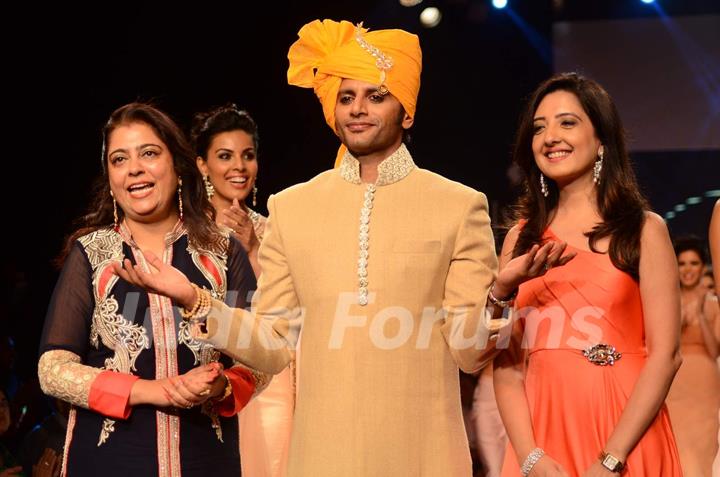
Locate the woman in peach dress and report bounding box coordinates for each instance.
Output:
[666,237,720,477]
[493,73,682,477]
[192,105,295,477]
[709,199,720,477]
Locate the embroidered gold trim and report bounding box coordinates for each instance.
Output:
[38,350,102,409]
[339,143,415,186]
[188,234,229,300]
[246,364,272,396]
[78,228,124,275]
[90,295,150,372]
[354,22,394,88]
[178,320,220,366]
[78,228,123,301]
[78,229,151,447]
[98,418,115,446]
[61,407,77,477]
[148,244,183,475]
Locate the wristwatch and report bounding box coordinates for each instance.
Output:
[599,451,625,473]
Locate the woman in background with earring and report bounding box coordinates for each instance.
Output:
[494,73,682,476]
[192,104,295,477]
[39,103,266,476]
[193,104,263,278]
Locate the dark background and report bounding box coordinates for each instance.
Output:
[2,0,718,384]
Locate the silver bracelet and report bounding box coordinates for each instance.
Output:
[520,448,545,476]
[487,282,517,308]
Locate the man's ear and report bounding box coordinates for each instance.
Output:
[402,113,414,130]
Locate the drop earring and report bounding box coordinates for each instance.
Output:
[177,177,184,221]
[203,174,214,200]
[110,190,118,229]
[540,173,549,197]
[593,147,604,185]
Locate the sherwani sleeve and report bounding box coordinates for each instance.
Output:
[440,191,509,373]
[199,194,301,374]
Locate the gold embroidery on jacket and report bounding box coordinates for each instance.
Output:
[38,350,102,409]
[79,228,151,446]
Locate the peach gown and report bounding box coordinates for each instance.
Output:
[666,305,720,477]
[501,229,682,477]
[238,211,296,477]
[239,365,295,477]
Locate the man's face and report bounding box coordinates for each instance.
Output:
[334,79,413,158]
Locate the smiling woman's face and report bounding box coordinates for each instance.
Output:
[107,122,178,224]
[197,129,258,205]
[532,90,602,188]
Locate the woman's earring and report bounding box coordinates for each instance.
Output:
[203,175,214,200]
[178,177,184,220]
[110,190,118,229]
[593,147,604,185]
[540,173,549,197]
[252,183,258,208]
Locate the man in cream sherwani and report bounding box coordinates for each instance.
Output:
[121,19,508,477]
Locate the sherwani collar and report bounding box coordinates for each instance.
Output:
[339,143,415,186]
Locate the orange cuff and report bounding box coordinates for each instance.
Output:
[88,370,139,419]
[215,367,256,417]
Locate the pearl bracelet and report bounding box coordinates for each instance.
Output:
[180,284,212,321]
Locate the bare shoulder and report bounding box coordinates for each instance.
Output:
[712,199,720,224]
[640,211,670,245]
[638,212,676,275]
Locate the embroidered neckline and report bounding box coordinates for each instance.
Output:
[339,143,415,186]
[118,219,187,249]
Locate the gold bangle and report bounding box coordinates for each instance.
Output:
[211,373,232,403]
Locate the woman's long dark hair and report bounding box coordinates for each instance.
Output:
[511,73,649,280]
[58,103,222,264]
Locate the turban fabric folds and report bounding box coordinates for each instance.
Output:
[287,19,422,165]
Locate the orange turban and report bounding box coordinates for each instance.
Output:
[287,19,422,165]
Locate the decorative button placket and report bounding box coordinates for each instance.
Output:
[357,183,376,306]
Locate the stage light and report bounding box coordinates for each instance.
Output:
[641,0,655,4]
[420,7,442,28]
[492,0,508,9]
[399,0,423,6]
